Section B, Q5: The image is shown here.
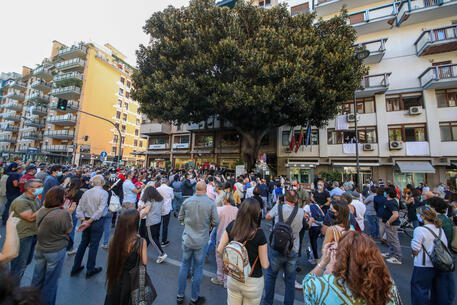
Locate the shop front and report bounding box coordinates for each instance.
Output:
[394,161,435,190]
[286,161,318,188]
[446,162,457,191]
[331,162,379,186]
[174,157,193,169]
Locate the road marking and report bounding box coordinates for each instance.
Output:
[164,257,305,305]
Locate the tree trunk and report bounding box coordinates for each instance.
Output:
[238,129,269,172]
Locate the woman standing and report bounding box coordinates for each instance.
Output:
[139,186,167,264]
[105,209,148,305]
[217,198,269,305]
[411,206,454,305]
[322,201,351,246]
[65,177,84,255]
[32,186,75,305]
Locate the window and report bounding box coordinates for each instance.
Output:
[327,128,376,144]
[136,118,141,125]
[126,92,130,99]
[139,141,143,148]
[388,124,427,142]
[440,122,457,141]
[134,140,138,146]
[150,137,167,145]
[291,2,309,16]
[118,99,122,107]
[113,135,118,143]
[121,136,125,144]
[121,125,126,132]
[125,103,129,110]
[195,135,214,147]
[386,92,423,111]
[436,89,457,108]
[118,88,124,96]
[221,133,240,146]
[135,129,139,136]
[122,114,127,121]
[112,147,117,154]
[175,135,190,144]
[116,111,121,119]
[120,77,125,84]
[282,129,319,146]
[341,97,375,114]
[126,81,131,88]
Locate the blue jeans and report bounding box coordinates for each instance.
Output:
[71,218,104,273]
[263,249,297,305]
[205,228,217,258]
[365,215,379,238]
[173,192,183,213]
[102,212,113,246]
[32,248,66,305]
[177,245,205,301]
[10,235,37,285]
[67,210,78,251]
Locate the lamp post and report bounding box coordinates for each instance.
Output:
[354,48,370,191]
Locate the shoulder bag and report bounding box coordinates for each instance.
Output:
[129,238,157,305]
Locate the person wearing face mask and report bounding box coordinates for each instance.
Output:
[42,165,63,204]
[312,179,331,215]
[9,179,43,284]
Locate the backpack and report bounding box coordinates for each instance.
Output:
[422,226,455,272]
[269,203,299,256]
[309,204,324,224]
[223,237,259,283]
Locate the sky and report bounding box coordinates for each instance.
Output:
[0,0,190,73]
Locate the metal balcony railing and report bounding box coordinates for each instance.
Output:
[415,25,457,55]
[419,64,457,87]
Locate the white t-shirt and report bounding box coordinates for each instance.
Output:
[351,199,366,231]
[411,224,448,267]
[157,184,174,216]
[122,179,137,203]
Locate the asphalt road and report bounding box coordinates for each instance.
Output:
[4,216,457,305]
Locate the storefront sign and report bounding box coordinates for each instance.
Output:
[236,165,246,177]
[173,143,189,149]
[149,144,167,150]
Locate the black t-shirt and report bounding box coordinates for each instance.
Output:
[382,199,400,225]
[226,221,267,278]
[313,190,330,206]
[6,172,21,201]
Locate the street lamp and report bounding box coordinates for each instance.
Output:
[354,48,370,191]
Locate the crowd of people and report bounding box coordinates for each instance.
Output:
[0,158,455,305]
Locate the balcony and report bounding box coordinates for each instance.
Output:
[314,0,380,16]
[32,66,53,82]
[2,80,27,91]
[43,129,75,140]
[30,80,52,93]
[26,105,48,116]
[355,38,387,64]
[419,64,457,89]
[53,72,83,85]
[415,25,457,56]
[51,86,81,100]
[0,135,17,143]
[140,122,172,135]
[148,143,170,150]
[172,143,190,150]
[2,101,23,111]
[58,44,87,60]
[27,92,51,104]
[0,124,19,132]
[356,73,391,98]
[42,145,74,153]
[49,100,79,112]
[21,132,43,141]
[397,0,457,27]
[47,114,77,126]
[348,3,397,35]
[1,112,21,122]
[4,92,25,102]
[55,58,85,73]
[23,118,46,128]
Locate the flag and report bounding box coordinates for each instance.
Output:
[289,126,296,151]
[295,125,305,153]
[305,124,312,147]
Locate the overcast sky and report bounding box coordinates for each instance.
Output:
[0,0,190,73]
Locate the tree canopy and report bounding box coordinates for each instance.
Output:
[133,0,366,169]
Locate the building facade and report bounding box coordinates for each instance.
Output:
[0,41,146,165]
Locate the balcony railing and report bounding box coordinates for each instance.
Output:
[49,100,79,112]
[348,3,397,33]
[51,86,81,100]
[4,92,25,101]
[27,92,51,104]
[32,66,53,81]
[3,80,27,91]
[314,0,381,15]
[30,79,52,93]
[2,101,23,111]
[0,135,17,143]
[415,25,457,56]
[1,112,21,122]
[23,118,46,128]
[53,72,83,83]
[43,145,74,153]
[355,38,387,64]
[26,105,48,116]
[0,124,19,132]
[398,0,457,26]
[55,58,85,72]
[58,44,87,60]
[47,114,77,125]
[44,130,75,139]
[140,122,172,135]
[419,64,457,89]
[21,132,43,140]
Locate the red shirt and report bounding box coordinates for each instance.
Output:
[19,173,35,193]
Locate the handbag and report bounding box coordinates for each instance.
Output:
[129,238,157,305]
[109,193,121,213]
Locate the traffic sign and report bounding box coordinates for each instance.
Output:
[100,151,108,161]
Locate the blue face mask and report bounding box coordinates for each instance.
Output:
[33,187,43,197]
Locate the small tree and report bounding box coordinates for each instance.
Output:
[133,0,366,170]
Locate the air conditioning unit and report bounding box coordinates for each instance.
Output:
[409,106,423,115]
[346,113,360,122]
[363,143,374,151]
[389,141,403,150]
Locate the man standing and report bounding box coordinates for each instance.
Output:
[312,179,331,215]
[71,175,109,278]
[364,185,378,238]
[122,170,142,210]
[181,173,196,201]
[19,164,37,193]
[2,163,22,225]
[177,181,219,305]
[382,189,402,265]
[9,179,43,284]
[264,190,304,305]
[42,165,62,202]
[157,178,174,247]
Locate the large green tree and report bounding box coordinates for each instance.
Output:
[133,0,366,170]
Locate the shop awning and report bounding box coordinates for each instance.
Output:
[396,161,435,173]
[332,162,380,167]
[286,161,319,167]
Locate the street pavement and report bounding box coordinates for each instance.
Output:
[4,216,457,305]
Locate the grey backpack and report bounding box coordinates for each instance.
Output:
[422,226,455,272]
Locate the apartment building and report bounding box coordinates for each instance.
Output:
[0,41,146,166]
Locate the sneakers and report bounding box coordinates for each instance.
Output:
[67,248,77,255]
[177,296,184,305]
[161,241,170,247]
[386,257,402,265]
[101,244,109,250]
[70,266,84,277]
[156,253,168,264]
[381,252,390,258]
[190,296,206,305]
[294,280,302,290]
[210,277,224,286]
[86,267,103,278]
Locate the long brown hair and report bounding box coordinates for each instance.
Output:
[66,177,82,200]
[230,198,260,242]
[106,209,140,291]
[333,231,393,305]
[333,201,350,230]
